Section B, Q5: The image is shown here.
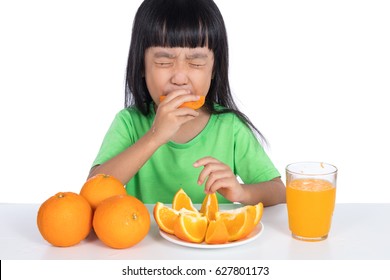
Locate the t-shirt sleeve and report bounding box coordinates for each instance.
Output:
[233,118,281,184]
[91,110,135,168]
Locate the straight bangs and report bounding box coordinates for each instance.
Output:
[143,2,218,49]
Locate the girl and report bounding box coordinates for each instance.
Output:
[89,0,285,206]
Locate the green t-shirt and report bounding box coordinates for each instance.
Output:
[92,105,280,204]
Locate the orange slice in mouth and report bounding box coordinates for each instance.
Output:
[159,95,206,110]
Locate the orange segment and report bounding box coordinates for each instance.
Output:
[159,95,206,110]
[200,193,219,221]
[241,203,263,237]
[205,218,229,244]
[173,212,208,243]
[216,207,255,242]
[250,202,264,226]
[153,202,180,235]
[172,188,198,212]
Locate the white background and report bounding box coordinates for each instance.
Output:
[1,0,389,204]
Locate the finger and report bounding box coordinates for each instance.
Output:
[204,170,232,193]
[155,105,199,125]
[193,156,220,168]
[158,90,190,108]
[160,90,191,102]
[197,163,226,185]
[160,92,200,108]
[175,107,200,117]
[207,177,232,194]
[172,95,200,109]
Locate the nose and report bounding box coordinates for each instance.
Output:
[170,67,189,86]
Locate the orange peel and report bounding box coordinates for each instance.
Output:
[159,95,205,110]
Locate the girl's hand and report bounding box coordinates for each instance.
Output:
[151,90,200,145]
[193,156,245,203]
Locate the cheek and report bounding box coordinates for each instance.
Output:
[193,72,213,96]
[145,71,166,96]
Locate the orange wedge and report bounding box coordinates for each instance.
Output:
[249,202,264,226]
[199,193,219,221]
[173,212,208,243]
[205,218,229,244]
[159,95,206,110]
[241,202,263,237]
[153,202,180,235]
[216,207,255,242]
[172,188,198,212]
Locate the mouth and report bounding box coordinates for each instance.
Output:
[162,88,193,96]
[159,95,206,110]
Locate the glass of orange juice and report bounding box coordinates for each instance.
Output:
[286,162,337,241]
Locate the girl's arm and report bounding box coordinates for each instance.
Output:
[194,157,286,206]
[236,178,286,206]
[88,130,160,184]
[89,91,200,184]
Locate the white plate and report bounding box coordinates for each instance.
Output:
[159,222,264,249]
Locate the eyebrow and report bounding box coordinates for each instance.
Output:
[153,52,176,59]
[186,53,209,60]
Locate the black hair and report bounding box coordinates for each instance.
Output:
[125,0,266,144]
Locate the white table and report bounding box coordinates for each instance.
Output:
[1,203,389,260]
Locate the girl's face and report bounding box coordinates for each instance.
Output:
[144,47,214,105]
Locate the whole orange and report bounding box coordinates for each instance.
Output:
[93,194,150,249]
[37,192,92,247]
[80,174,126,210]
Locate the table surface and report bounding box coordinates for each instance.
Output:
[1,203,389,260]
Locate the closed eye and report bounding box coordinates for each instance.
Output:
[189,63,206,68]
[155,62,173,67]
[191,63,204,68]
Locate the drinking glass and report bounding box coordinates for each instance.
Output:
[286,162,337,241]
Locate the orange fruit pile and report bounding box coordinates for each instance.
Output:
[37,192,92,247]
[159,95,206,110]
[93,194,150,249]
[80,174,127,210]
[37,174,150,249]
[153,188,263,244]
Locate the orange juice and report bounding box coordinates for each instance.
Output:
[286,178,336,240]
